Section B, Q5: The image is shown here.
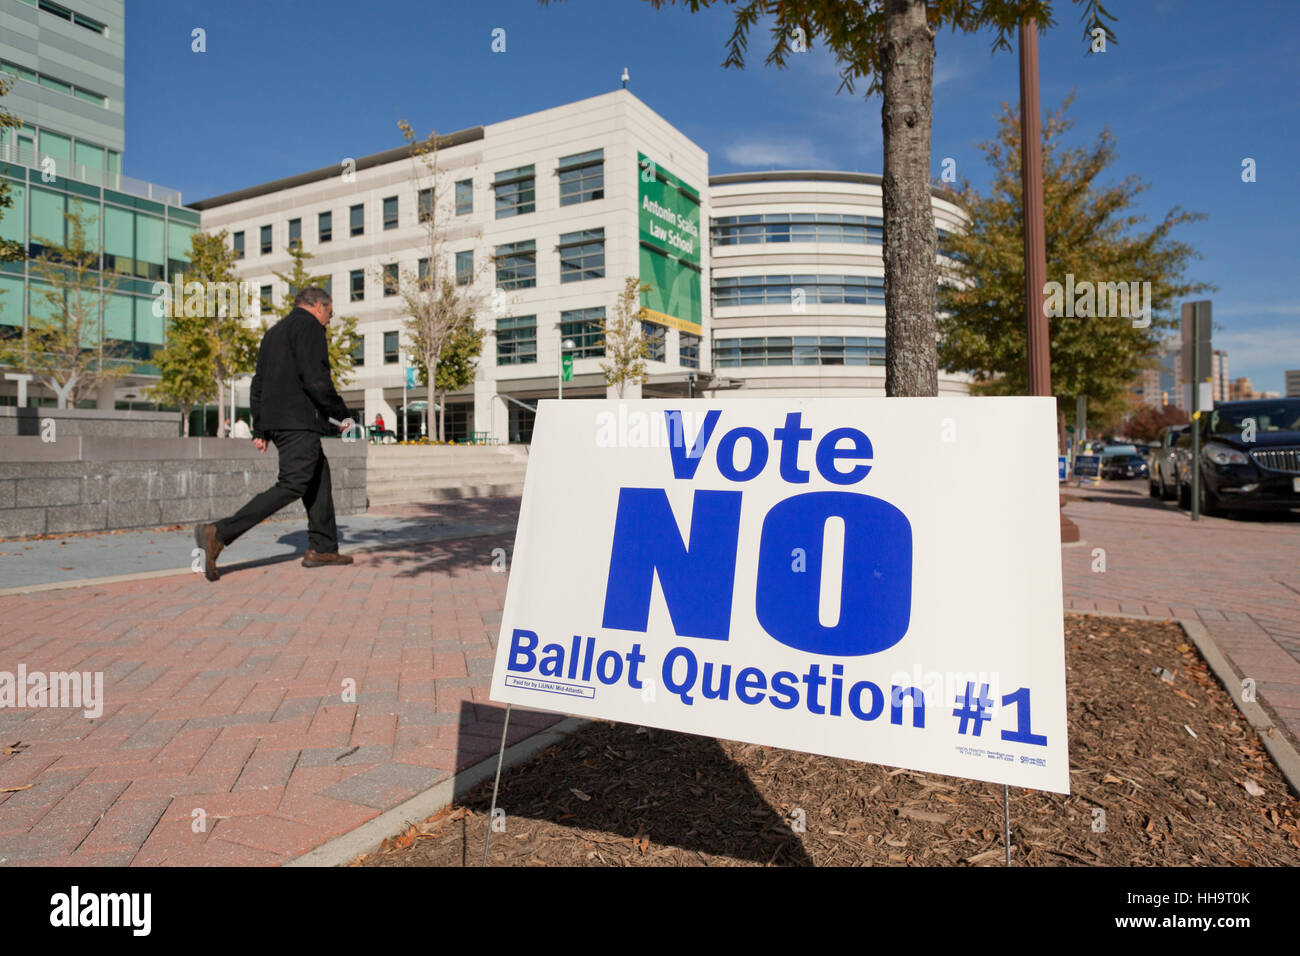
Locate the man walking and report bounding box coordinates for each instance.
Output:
[194,287,356,582]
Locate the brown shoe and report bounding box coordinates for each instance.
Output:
[194,522,223,582]
[302,549,354,568]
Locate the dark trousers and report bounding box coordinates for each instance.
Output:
[214,429,339,553]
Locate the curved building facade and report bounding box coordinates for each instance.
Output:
[706,171,969,397]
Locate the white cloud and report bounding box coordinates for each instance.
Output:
[721,139,828,168]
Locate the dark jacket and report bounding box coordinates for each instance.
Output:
[249,308,351,438]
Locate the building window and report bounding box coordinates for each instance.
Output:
[260,284,273,314]
[680,332,700,369]
[383,195,399,230]
[560,307,605,358]
[38,0,101,31]
[712,335,886,368]
[318,211,332,243]
[383,330,400,364]
[642,321,666,362]
[288,218,301,249]
[558,228,605,283]
[73,88,106,107]
[418,257,430,287]
[350,269,365,302]
[383,263,399,296]
[496,315,537,365]
[558,149,604,206]
[418,187,434,223]
[260,224,272,255]
[455,179,472,215]
[494,240,536,290]
[38,75,71,95]
[352,334,364,367]
[455,250,473,286]
[710,213,883,247]
[350,203,364,237]
[493,164,535,219]
[232,231,244,259]
[711,274,884,308]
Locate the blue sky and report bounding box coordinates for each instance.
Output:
[124,0,1299,393]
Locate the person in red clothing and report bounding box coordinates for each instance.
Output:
[375,413,385,432]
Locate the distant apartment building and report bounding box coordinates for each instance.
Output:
[1286,369,1300,398]
[1229,377,1256,401]
[1212,349,1228,403]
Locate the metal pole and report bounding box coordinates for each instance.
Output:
[557,339,563,401]
[482,704,512,866]
[1003,784,1012,866]
[401,351,407,442]
[1191,305,1201,520]
[1020,17,1079,543]
[1019,19,1050,398]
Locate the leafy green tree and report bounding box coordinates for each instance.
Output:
[147,306,214,436]
[394,120,491,436]
[0,205,128,406]
[601,277,650,399]
[562,0,1115,396]
[0,76,23,264]
[181,230,259,428]
[937,96,1212,410]
[409,321,485,440]
[272,242,358,391]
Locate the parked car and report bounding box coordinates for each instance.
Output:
[1148,425,1189,499]
[1102,453,1149,480]
[1173,398,1300,516]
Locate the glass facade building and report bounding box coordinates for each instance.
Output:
[0,0,193,402]
[0,160,198,372]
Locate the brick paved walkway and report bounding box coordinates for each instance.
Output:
[2,484,1296,865]
[0,504,560,865]
[1061,482,1300,749]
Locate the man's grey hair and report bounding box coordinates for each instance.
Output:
[294,287,332,309]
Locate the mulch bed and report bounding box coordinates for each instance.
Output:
[355,615,1300,867]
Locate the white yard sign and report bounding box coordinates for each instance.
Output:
[489,398,1069,793]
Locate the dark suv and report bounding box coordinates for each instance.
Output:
[1173,398,1300,516]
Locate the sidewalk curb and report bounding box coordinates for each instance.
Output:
[1070,608,1300,799]
[287,715,589,867]
[0,527,514,598]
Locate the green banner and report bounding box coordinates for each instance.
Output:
[637,152,701,331]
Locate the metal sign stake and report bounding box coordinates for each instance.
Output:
[1003,784,1012,866]
[482,704,513,866]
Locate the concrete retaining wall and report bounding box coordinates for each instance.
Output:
[0,407,180,439]
[0,436,367,539]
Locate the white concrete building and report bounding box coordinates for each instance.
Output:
[708,170,968,395]
[194,90,707,444]
[193,90,969,443]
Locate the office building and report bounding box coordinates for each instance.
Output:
[193,90,969,442]
[0,0,196,409]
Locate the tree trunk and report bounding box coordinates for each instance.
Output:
[426,354,437,439]
[880,0,938,397]
[216,380,225,436]
[181,404,191,437]
[438,390,447,442]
